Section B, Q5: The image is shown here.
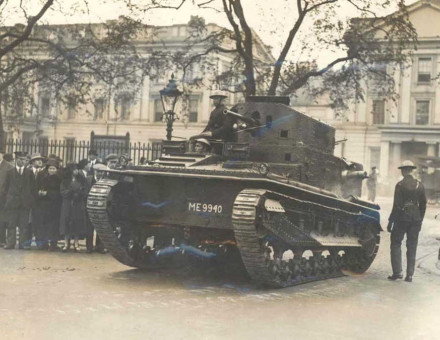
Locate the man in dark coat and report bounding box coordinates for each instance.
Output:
[87,149,99,177]
[0,149,14,246]
[387,160,427,282]
[4,151,36,249]
[29,153,47,249]
[192,91,234,142]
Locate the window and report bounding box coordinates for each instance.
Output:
[94,98,105,120]
[154,99,163,122]
[41,97,50,117]
[418,58,432,83]
[284,153,291,161]
[67,106,76,119]
[372,100,385,125]
[188,96,199,123]
[280,130,289,138]
[415,100,430,125]
[119,96,131,120]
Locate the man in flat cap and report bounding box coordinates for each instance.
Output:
[4,151,36,249]
[387,160,426,282]
[30,153,47,249]
[0,148,13,246]
[87,149,99,177]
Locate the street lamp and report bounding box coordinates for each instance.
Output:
[159,73,182,141]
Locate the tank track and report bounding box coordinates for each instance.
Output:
[87,179,240,271]
[232,189,380,288]
[87,179,181,269]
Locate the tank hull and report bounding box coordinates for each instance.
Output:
[106,169,379,230]
[88,169,380,288]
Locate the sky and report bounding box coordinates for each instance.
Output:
[3,0,420,66]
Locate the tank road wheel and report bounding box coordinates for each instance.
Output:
[87,180,181,269]
[344,222,380,274]
[232,189,344,288]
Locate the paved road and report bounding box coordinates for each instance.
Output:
[0,197,439,340]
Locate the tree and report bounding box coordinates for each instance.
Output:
[127,0,417,110]
[0,0,177,145]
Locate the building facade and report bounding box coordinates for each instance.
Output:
[294,0,440,188]
[3,20,273,147]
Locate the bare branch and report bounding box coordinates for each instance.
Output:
[0,0,54,58]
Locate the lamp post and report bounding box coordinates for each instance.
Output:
[159,74,182,141]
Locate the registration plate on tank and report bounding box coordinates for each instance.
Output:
[188,202,223,214]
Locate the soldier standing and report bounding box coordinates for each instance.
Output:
[387,160,426,282]
[366,166,378,202]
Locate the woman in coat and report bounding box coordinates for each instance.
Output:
[59,163,88,252]
[38,159,62,251]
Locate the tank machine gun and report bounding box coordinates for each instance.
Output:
[87,96,381,288]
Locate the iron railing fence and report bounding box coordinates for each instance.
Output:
[4,139,162,165]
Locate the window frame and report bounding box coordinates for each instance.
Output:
[94,98,105,120]
[417,57,432,84]
[188,95,199,123]
[372,99,385,125]
[414,99,430,126]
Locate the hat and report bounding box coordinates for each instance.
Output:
[120,153,132,161]
[398,160,416,169]
[14,151,27,158]
[209,90,227,99]
[46,158,60,168]
[77,158,89,170]
[105,153,119,161]
[88,149,98,156]
[194,138,211,147]
[30,153,44,162]
[371,166,377,170]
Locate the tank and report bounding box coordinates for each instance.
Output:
[87,96,381,288]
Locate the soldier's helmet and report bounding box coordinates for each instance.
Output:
[209,90,228,100]
[195,138,211,147]
[398,160,416,169]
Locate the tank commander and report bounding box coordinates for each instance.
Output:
[193,138,211,154]
[387,160,426,283]
[191,91,235,142]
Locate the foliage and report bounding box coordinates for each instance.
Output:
[127,0,418,112]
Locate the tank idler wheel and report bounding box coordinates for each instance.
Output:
[344,223,380,274]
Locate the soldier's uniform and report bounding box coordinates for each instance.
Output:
[388,162,426,281]
[202,103,234,141]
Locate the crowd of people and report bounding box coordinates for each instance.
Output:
[0,148,128,253]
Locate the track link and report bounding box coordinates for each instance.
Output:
[232,189,380,288]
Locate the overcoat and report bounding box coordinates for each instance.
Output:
[5,167,36,210]
[59,175,88,236]
[0,160,13,221]
[39,172,62,241]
